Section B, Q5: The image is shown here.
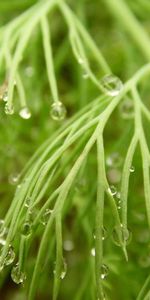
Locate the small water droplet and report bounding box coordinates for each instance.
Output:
[19,107,31,119]
[108,185,117,196]
[130,166,135,173]
[21,221,32,237]
[93,227,107,241]
[11,263,26,284]
[91,248,95,257]
[78,57,84,65]
[63,240,74,251]
[60,259,67,280]
[2,90,8,102]
[5,103,14,115]
[50,102,67,121]
[112,225,132,246]
[82,70,89,79]
[4,245,15,266]
[100,264,109,280]
[40,208,53,226]
[8,173,20,185]
[106,152,122,168]
[24,197,31,208]
[100,74,123,97]
[120,98,134,119]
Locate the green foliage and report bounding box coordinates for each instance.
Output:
[1,0,150,299]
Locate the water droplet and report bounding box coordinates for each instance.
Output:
[106,152,122,168]
[4,103,14,115]
[2,90,8,102]
[91,248,95,256]
[40,208,53,226]
[82,70,89,79]
[24,197,31,208]
[19,107,31,119]
[60,259,67,280]
[50,102,67,121]
[11,263,26,284]
[120,98,134,119]
[78,57,84,65]
[100,74,123,96]
[108,185,117,196]
[21,221,32,237]
[4,245,15,266]
[100,264,109,280]
[63,240,74,251]
[8,173,20,185]
[93,227,107,241]
[130,166,135,173]
[112,225,132,246]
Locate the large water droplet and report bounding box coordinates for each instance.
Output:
[108,185,117,196]
[60,259,67,280]
[21,221,32,237]
[5,103,14,115]
[4,245,15,266]
[112,225,132,246]
[106,152,122,168]
[100,264,109,280]
[19,107,31,119]
[120,98,134,119]
[100,74,123,97]
[11,263,26,284]
[40,208,53,226]
[130,166,135,173]
[50,102,67,121]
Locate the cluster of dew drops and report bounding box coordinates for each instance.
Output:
[0,64,135,291]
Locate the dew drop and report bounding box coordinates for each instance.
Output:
[40,208,53,226]
[50,102,67,121]
[100,264,109,280]
[93,227,107,241]
[100,74,123,97]
[4,245,15,266]
[24,197,31,208]
[19,107,31,119]
[130,166,135,173]
[108,185,117,196]
[2,90,8,102]
[8,173,20,185]
[106,152,122,168]
[78,57,84,65]
[4,103,14,115]
[63,240,74,251]
[11,263,26,284]
[112,225,132,246]
[120,98,134,119]
[21,221,32,237]
[60,259,67,280]
[91,248,95,257]
[82,70,89,79]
